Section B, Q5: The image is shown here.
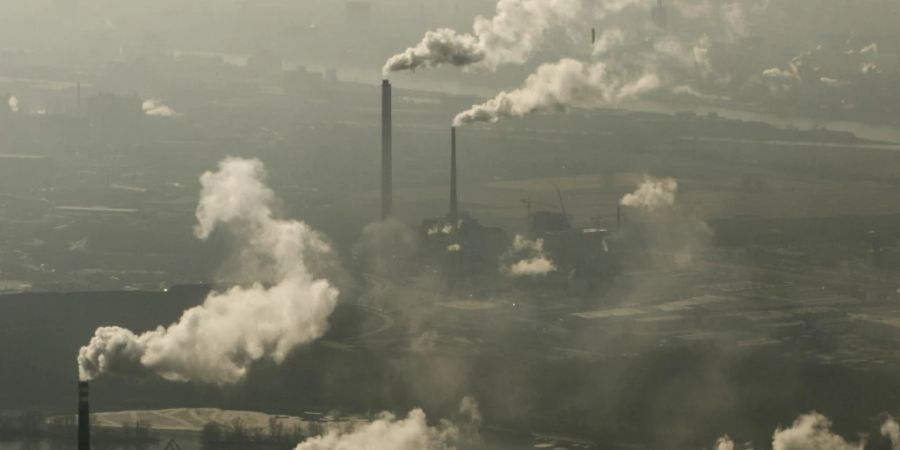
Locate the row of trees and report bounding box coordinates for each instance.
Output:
[200,417,318,450]
[0,411,157,450]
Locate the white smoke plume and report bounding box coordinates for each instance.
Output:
[7,95,18,113]
[503,234,557,277]
[78,158,339,385]
[620,177,678,211]
[882,417,900,450]
[715,435,735,450]
[293,409,459,450]
[771,413,864,450]
[449,0,773,126]
[142,98,179,117]
[383,0,582,76]
[453,58,660,126]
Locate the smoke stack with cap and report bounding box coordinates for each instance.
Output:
[78,381,90,450]
[450,126,458,224]
[381,80,393,220]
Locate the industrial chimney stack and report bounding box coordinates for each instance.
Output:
[78,381,90,450]
[381,79,393,219]
[450,126,458,225]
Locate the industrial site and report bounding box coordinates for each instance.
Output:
[3,1,900,449]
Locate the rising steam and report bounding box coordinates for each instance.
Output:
[771,413,864,450]
[620,177,678,211]
[454,58,660,126]
[883,417,900,450]
[383,0,582,76]
[7,95,19,113]
[293,409,458,450]
[294,397,481,450]
[503,234,557,277]
[77,158,339,385]
[715,413,900,450]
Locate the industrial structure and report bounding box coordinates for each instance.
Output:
[381,79,392,220]
[78,381,89,450]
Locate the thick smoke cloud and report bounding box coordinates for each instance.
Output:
[142,98,179,117]
[293,409,458,450]
[383,0,582,76]
[771,413,864,450]
[620,177,678,211]
[883,417,900,450]
[453,58,660,126]
[78,158,339,385]
[503,234,557,277]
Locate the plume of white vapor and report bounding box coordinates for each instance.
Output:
[882,417,900,450]
[7,95,18,113]
[294,409,459,450]
[454,58,659,126]
[504,234,557,277]
[771,413,864,450]
[620,177,677,211]
[715,435,735,450]
[142,98,179,117]
[383,0,582,75]
[77,158,339,385]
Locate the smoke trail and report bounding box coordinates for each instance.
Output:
[453,58,660,126]
[142,99,179,117]
[503,234,557,277]
[293,409,459,450]
[383,0,582,76]
[771,413,864,450]
[78,158,339,385]
[620,177,678,211]
[883,417,900,450]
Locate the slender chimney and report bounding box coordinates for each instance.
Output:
[381,79,392,220]
[78,381,90,450]
[449,126,458,224]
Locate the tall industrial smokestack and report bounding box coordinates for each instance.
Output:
[450,126,458,224]
[381,79,393,219]
[78,381,90,450]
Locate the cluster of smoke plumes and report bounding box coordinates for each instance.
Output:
[502,234,557,277]
[382,0,583,76]
[77,158,339,385]
[620,177,678,212]
[293,397,481,450]
[714,413,900,450]
[451,0,770,126]
[142,98,179,117]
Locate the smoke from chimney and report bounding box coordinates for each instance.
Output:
[453,58,660,126]
[78,158,340,385]
[382,80,393,219]
[382,0,582,76]
[449,126,458,224]
[142,99,179,117]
